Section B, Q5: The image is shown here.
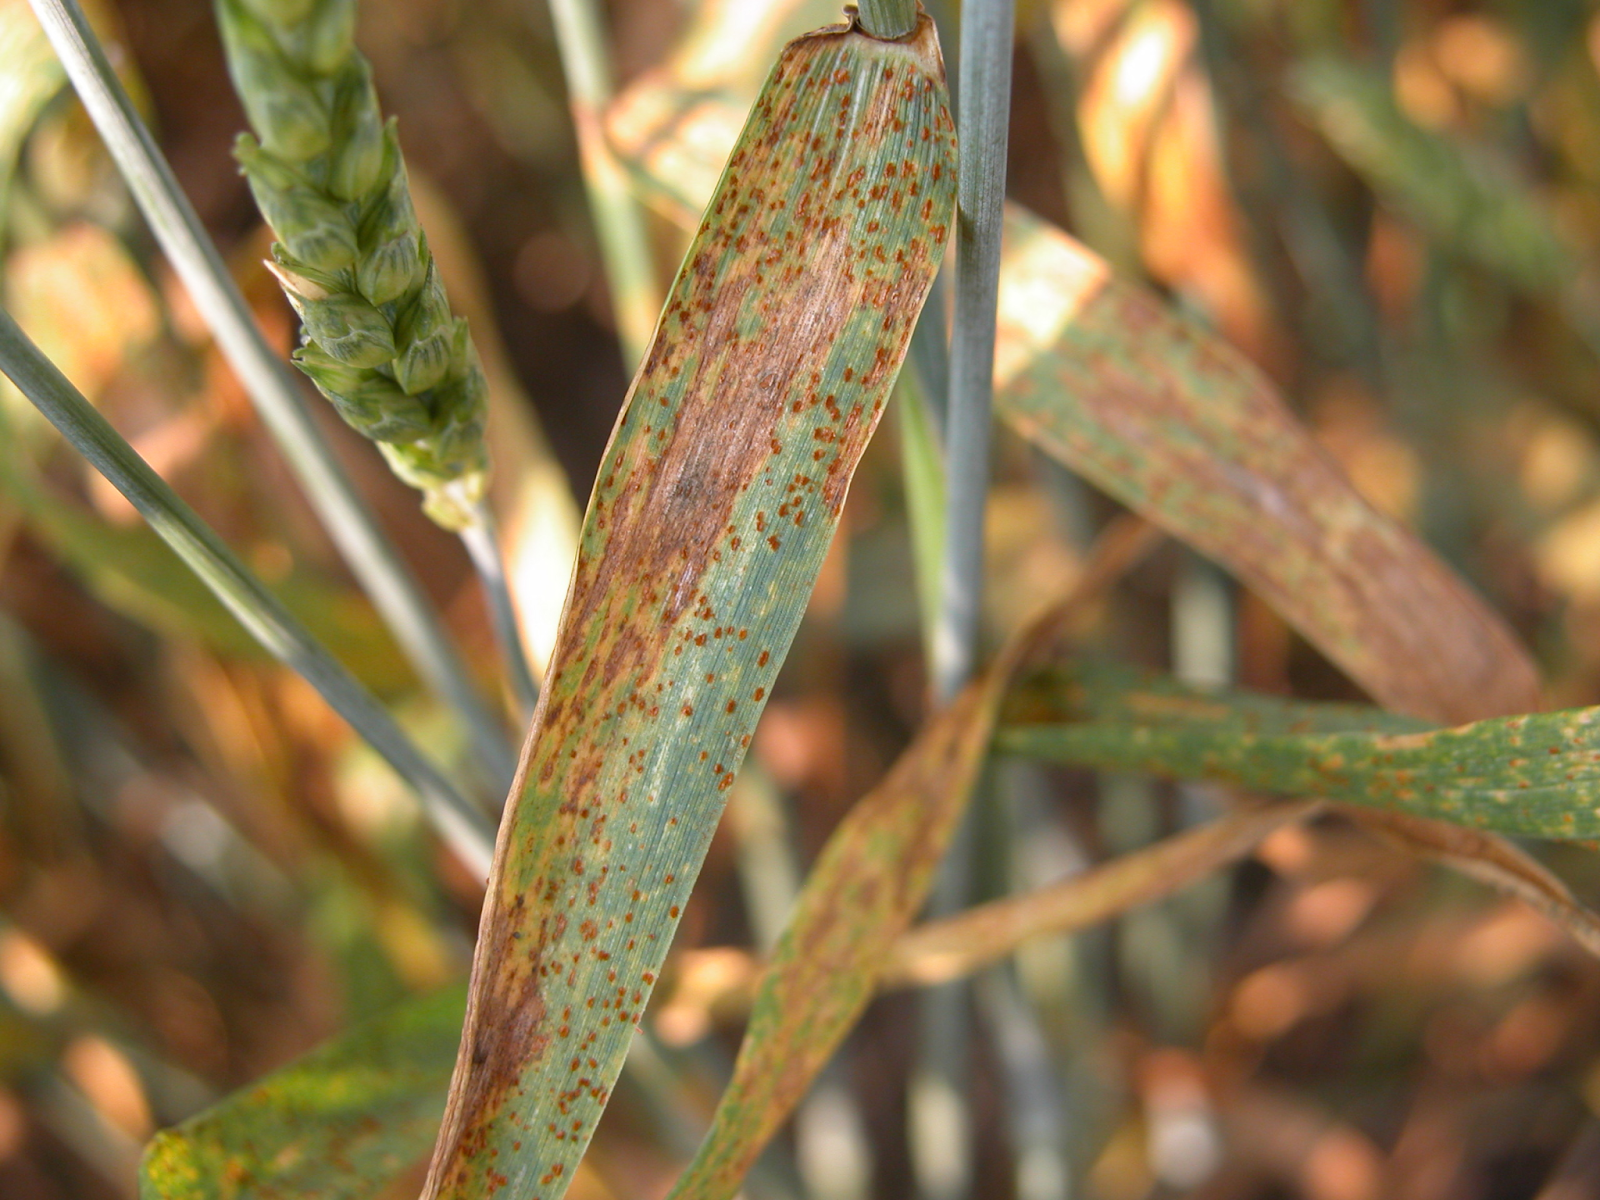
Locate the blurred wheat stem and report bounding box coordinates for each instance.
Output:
[25,0,519,792]
[918,2,1015,1195]
[545,0,662,369]
[0,307,496,880]
[459,505,539,721]
[856,0,920,40]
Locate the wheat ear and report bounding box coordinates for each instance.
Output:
[215,0,488,529]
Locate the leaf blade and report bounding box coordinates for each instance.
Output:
[668,520,1159,1200]
[140,986,465,1200]
[882,798,1320,988]
[422,17,957,1198]
[1000,661,1600,841]
[992,205,1540,725]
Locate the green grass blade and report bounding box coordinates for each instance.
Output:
[24,0,517,791]
[999,661,1600,840]
[0,305,495,879]
[141,985,466,1200]
[897,367,947,666]
[421,17,956,1198]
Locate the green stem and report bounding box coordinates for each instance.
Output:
[932,0,1013,705]
[461,506,540,723]
[0,306,495,879]
[25,0,517,793]
[918,2,1015,1197]
[545,0,663,371]
[857,0,920,40]
[898,370,947,671]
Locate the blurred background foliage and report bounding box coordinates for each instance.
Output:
[6,0,1600,1196]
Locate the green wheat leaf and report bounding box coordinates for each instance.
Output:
[140,986,465,1200]
[1000,661,1600,841]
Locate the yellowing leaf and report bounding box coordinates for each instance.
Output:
[142,986,463,1200]
[882,798,1321,988]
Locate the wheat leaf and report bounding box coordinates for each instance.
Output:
[667,519,1159,1200]
[882,798,1321,988]
[1001,662,1600,840]
[605,33,1542,726]
[1289,56,1570,295]
[140,986,464,1200]
[420,14,956,1198]
[992,204,1540,725]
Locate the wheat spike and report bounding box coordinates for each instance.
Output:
[216,0,488,528]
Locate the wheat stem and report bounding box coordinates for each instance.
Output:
[933,0,1012,706]
[544,0,662,370]
[0,306,495,879]
[460,507,540,723]
[26,0,518,792]
[918,1,1016,1196]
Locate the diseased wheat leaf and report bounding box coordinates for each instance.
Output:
[978,209,1595,949]
[668,520,1159,1200]
[604,18,1588,1198]
[1000,661,1600,841]
[606,46,1541,728]
[421,16,956,1199]
[140,985,464,1200]
[992,204,1540,725]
